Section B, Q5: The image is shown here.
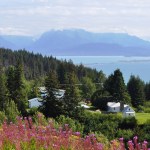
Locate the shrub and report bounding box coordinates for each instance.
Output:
[4,100,20,123]
[0,111,6,125]
[56,115,84,133]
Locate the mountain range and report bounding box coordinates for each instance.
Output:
[1,29,150,56]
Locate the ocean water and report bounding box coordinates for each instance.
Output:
[56,56,150,83]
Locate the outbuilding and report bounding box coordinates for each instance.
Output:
[122,106,135,117]
[28,98,42,108]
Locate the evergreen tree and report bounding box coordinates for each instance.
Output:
[41,70,63,118]
[81,77,96,100]
[127,75,145,108]
[0,68,8,110]
[77,64,87,81]
[104,69,131,111]
[6,66,16,101]
[63,72,81,117]
[95,70,106,90]
[4,100,20,123]
[144,82,150,101]
[6,63,27,115]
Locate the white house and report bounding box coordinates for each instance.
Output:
[28,88,65,108]
[123,106,135,117]
[54,89,65,99]
[38,87,65,99]
[28,98,42,108]
[81,104,90,109]
[107,102,135,117]
[107,102,128,113]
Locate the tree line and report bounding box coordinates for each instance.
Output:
[0,48,150,117]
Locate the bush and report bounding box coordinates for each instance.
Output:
[56,115,84,133]
[119,117,137,129]
[116,129,134,142]
[4,100,20,123]
[0,111,6,125]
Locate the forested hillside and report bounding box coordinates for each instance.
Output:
[0,48,101,81]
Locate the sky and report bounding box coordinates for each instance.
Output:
[1,0,150,39]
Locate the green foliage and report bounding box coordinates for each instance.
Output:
[32,112,48,126]
[78,111,122,140]
[116,129,134,142]
[91,90,113,110]
[81,76,96,99]
[28,107,38,116]
[136,113,150,124]
[6,64,28,115]
[56,115,84,133]
[119,117,137,129]
[4,100,20,123]
[41,70,63,118]
[95,70,107,90]
[104,69,131,110]
[127,75,145,108]
[137,120,150,147]
[144,82,150,100]
[63,72,81,117]
[0,111,6,125]
[0,69,8,111]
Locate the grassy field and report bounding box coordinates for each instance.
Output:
[136,113,150,124]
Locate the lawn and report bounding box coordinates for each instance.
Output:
[136,113,150,124]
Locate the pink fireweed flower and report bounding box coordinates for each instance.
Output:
[128,140,134,150]
[97,143,103,150]
[142,140,148,150]
[119,137,124,142]
[74,132,80,136]
[119,137,125,150]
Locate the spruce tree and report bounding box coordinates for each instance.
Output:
[4,100,20,123]
[63,72,81,117]
[81,76,96,100]
[127,75,145,108]
[6,66,16,101]
[104,69,131,111]
[0,68,8,110]
[6,63,27,115]
[41,70,63,118]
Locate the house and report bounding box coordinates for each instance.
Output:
[28,88,65,108]
[54,89,65,99]
[38,87,47,94]
[107,102,128,113]
[38,87,65,99]
[28,98,42,108]
[107,102,135,117]
[81,104,90,109]
[123,106,135,117]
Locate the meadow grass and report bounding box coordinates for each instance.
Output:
[136,113,150,124]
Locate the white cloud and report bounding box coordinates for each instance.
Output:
[0,0,150,37]
[0,27,30,35]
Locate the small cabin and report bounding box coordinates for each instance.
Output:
[123,106,135,117]
[28,98,42,108]
[107,102,128,113]
[107,102,135,117]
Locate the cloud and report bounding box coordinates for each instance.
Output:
[0,0,150,37]
[0,27,30,35]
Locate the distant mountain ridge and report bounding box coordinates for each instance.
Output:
[1,29,150,56]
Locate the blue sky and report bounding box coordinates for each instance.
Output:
[0,0,150,39]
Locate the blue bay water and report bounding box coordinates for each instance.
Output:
[56,56,150,83]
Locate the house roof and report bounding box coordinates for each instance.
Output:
[123,106,135,113]
[81,104,90,109]
[107,102,128,108]
[28,97,42,102]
